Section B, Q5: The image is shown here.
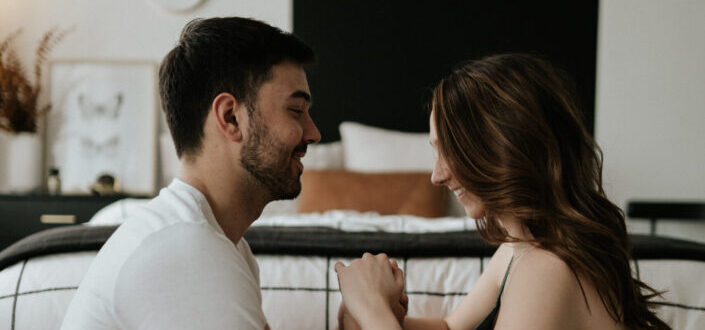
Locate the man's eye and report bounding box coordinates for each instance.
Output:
[288,108,303,114]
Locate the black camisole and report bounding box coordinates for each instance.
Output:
[475,255,514,330]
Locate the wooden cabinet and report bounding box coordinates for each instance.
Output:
[0,194,138,251]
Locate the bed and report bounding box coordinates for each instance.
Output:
[0,209,704,329]
[1,122,704,329]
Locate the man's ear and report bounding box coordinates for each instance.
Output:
[212,92,246,142]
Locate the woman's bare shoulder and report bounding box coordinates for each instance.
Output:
[494,248,584,329]
[522,248,575,277]
[513,248,580,297]
[484,243,515,279]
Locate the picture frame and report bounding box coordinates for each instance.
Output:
[45,60,159,195]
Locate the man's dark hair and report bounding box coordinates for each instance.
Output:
[159,17,315,158]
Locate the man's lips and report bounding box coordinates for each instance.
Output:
[292,151,305,173]
[292,145,307,173]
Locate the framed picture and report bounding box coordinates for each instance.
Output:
[45,60,159,195]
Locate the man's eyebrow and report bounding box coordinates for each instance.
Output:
[290,90,311,103]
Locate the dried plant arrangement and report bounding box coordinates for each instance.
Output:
[0,27,71,133]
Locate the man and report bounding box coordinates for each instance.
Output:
[61,17,320,329]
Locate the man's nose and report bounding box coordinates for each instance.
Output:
[303,115,321,144]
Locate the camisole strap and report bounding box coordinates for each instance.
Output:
[495,255,514,304]
[474,255,516,330]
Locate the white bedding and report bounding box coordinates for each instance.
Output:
[0,211,703,329]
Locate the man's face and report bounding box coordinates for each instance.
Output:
[240,61,321,200]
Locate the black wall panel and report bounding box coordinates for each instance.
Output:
[294,1,598,142]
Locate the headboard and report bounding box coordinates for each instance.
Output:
[294,1,598,142]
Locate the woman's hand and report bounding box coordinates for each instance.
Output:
[335,253,405,329]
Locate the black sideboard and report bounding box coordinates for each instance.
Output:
[0,194,142,251]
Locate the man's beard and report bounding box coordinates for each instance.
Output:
[240,114,304,201]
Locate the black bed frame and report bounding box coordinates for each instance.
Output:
[2,225,704,273]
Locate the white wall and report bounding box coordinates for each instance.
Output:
[0,0,291,191]
[596,0,705,240]
[0,0,291,63]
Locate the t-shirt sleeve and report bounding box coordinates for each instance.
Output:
[113,223,267,330]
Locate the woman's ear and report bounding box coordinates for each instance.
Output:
[212,92,246,142]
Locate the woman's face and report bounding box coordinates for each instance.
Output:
[429,111,486,219]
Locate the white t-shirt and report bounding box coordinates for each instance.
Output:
[61,179,268,330]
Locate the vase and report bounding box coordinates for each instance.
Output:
[4,132,42,193]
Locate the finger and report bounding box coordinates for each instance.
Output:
[362,252,373,259]
[377,253,389,261]
[400,293,409,309]
[391,301,407,323]
[389,259,399,269]
[391,302,403,317]
[337,302,346,324]
[392,264,405,288]
[338,301,346,315]
[334,261,345,273]
[392,263,404,279]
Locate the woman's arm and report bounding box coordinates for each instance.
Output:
[400,245,512,330]
[442,244,513,329]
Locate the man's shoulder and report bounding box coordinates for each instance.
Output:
[131,220,231,254]
[113,224,261,313]
[106,187,214,249]
[87,221,265,330]
[117,221,252,281]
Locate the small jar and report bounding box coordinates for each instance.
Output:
[47,167,62,195]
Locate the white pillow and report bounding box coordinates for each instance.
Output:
[301,141,343,169]
[339,122,467,217]
[339,122,434,172]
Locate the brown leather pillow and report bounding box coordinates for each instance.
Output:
[298,170,448,218]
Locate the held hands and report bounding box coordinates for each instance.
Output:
[334,253,406,329]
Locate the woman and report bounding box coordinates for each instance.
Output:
[334,54,670,330]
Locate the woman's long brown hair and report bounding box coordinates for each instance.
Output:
[432,54,669,329]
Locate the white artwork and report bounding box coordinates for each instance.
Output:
[47,61,158,195]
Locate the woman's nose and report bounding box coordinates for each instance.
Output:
[431,159,449,186]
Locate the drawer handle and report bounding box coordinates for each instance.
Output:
[40,214,76,224]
